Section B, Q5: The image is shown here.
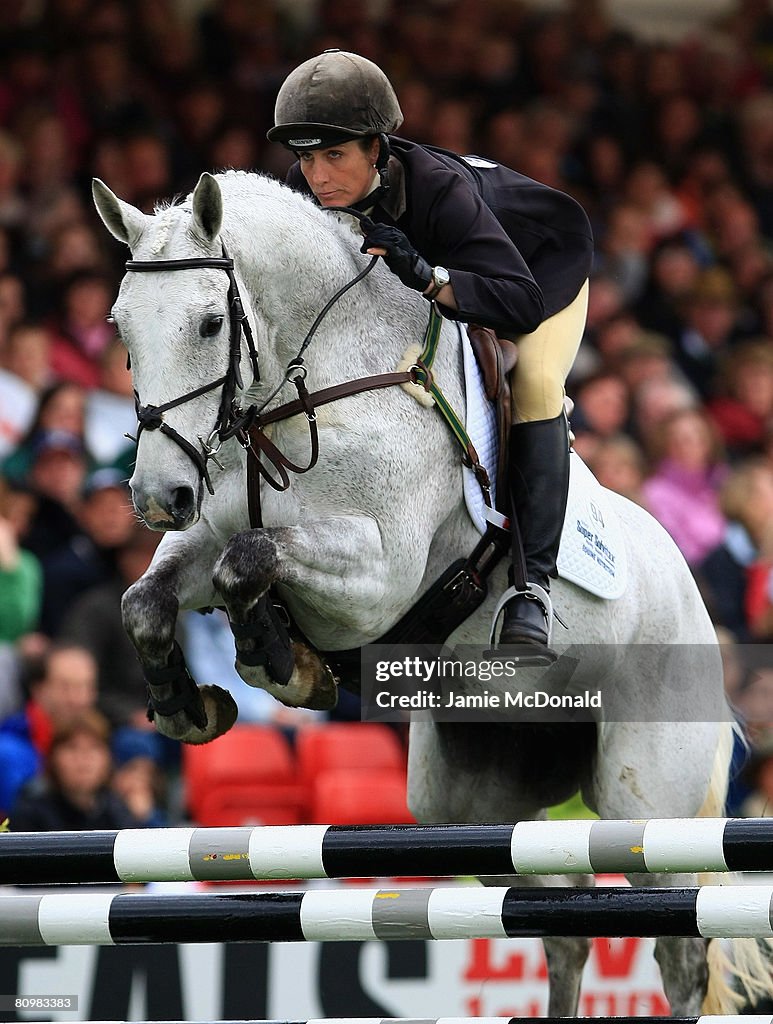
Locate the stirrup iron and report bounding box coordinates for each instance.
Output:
[489,582,557,666]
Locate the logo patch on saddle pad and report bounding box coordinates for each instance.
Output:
[557,453,628,599]
[461,329,627,600]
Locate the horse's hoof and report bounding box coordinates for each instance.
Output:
[289,643,339,710]
[153,684,238,744]
[250,643,338,711]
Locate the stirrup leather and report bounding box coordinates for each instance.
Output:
[489,582,557,665]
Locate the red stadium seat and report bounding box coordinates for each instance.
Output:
[196,786,305,827]
[183,725,305,823]
[295,723,406,788]
[309,768,413,825]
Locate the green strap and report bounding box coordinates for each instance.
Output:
[413,305,491,503]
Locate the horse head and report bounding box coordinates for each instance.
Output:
[93,172,260,531]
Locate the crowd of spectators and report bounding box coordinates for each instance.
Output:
[4,0,773,822]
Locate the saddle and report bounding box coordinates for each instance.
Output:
[466,323,518,488]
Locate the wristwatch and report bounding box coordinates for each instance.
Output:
[425,265,450,300]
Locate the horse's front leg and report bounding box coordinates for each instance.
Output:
[214,516,405,711]
[213,526,338,710]
[122,530,238,744]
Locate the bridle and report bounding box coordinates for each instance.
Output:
[125,243,261,495]
[122,220,380,504]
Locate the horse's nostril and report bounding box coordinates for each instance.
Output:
[170,486,196,521]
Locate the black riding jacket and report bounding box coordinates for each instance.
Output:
[286,136,594,336]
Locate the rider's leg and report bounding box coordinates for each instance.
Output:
[499,280,589,649]
[499,413,570,646]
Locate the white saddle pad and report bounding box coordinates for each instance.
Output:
[557,452,628,599]
[461,325,499,516]
[461,329,627,600]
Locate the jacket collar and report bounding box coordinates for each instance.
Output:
[378,155,406,220]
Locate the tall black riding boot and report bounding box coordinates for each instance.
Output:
[498,412,570,651]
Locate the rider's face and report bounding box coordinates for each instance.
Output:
[298,139,380,207]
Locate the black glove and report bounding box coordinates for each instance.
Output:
[360,221,433,293]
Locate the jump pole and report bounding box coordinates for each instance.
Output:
[1,885,773,945]
[2,818,773,884]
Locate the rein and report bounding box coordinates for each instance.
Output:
[246,310,491,512]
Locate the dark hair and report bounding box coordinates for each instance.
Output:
[15,381,84,449]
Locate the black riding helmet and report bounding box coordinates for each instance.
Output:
[267,49,403,151]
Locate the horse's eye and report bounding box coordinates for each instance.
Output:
[200,315,224,338]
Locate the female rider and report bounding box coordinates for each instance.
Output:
[267,49,593,659]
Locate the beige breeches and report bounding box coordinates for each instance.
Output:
[509,279,589,422]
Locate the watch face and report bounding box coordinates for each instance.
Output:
[434,266,450,287]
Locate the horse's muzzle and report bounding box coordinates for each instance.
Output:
[132,483,199,531]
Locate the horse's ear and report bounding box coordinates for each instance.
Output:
[191,172,223,243]
[92,178,147,248]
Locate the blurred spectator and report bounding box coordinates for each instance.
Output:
[577,134,628,228]
[624,160,691,242]
[0,641,98,815]
[111,726,167,826]
[19,429,88,560]
[634,236,704,340]
[736,671,773,740]
[669,267,742,399]
[738,92,773,237]
[1,380,86,484]
[39,466,134,636]
[21,112,85,236]
[706,341,773,459]
[9,709,143,831]
[615,333,684,394]
[0,271,26,336]
[30,221,111,318]
[642,407,728,565]
[209,124,259,172]
[593,200,652,303]
[397,79,435,144]
[650,93,706,183]
[0,129,26,231]
[569,371,631,455]
[122,131,176,212]
[2,321,52,392]
[705,187,763,265]
[427,97,476,154]
[582,273,626,347]
[83,339,137,475]
[48,271,117,388]
[0,322,52,457]
[587,433,647,506]
[588,310,641,372]
[76,38,157,140]
[58,522,161,731]
[740,730,773,816]
[697,457,773,642]
[0,474,41,643]
[0,32,88,152]
[630,373,698,449]
[174,79,228,174]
